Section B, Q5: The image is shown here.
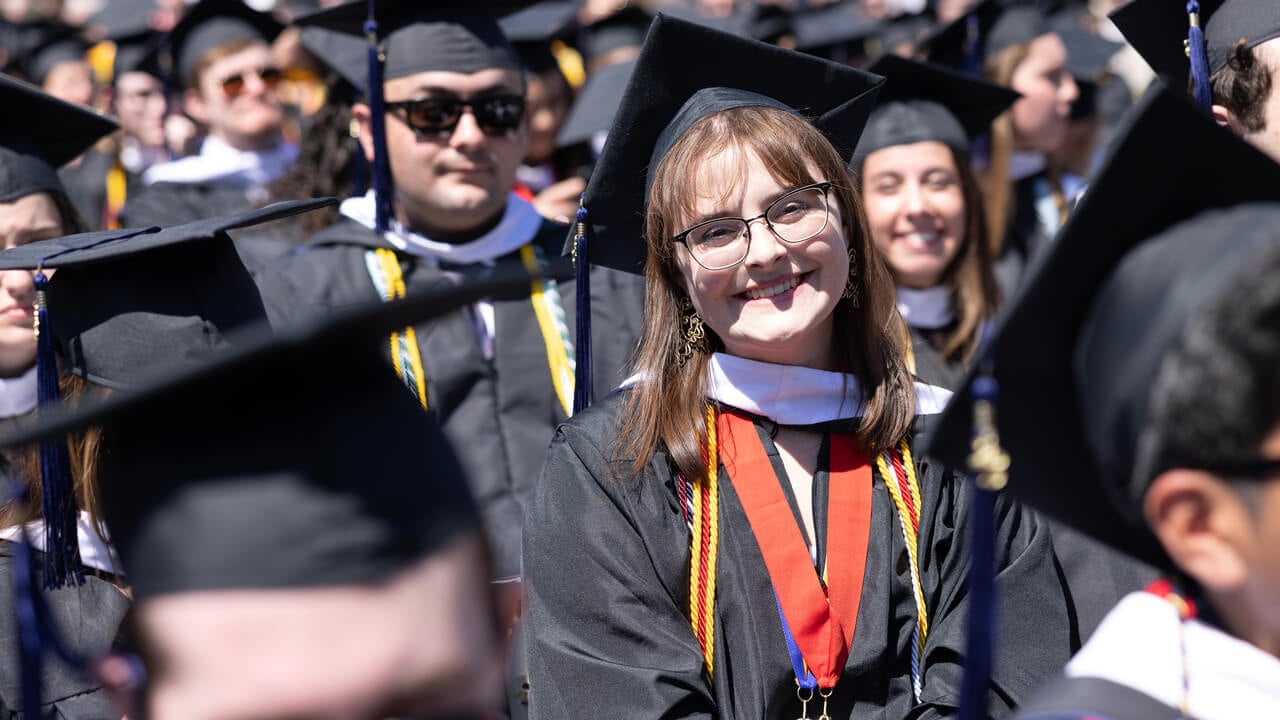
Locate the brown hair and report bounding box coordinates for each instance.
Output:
[980,41,1032,259]
[187,37,261,93]
[617,106,917,482]
[3,375,110,534]
[1211,40,1274,133]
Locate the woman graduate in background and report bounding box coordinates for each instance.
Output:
[524,15,1074,720]
[853,55,1016,391]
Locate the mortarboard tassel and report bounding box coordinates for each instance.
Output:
[32,271,82,590]
[365,1,392,234]
[962,12,981,77]
[1186,1,1212,113]
[958,352,1009,720]
[572,198,592,414]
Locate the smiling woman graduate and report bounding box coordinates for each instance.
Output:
[522,14,1075,720]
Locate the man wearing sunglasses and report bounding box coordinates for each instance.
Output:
[120,0,296,241]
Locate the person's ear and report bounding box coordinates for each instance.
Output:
[1212,103,1248,137]
[1145,469,1253,592]
[352,102,376,164]
[183,88,209,125]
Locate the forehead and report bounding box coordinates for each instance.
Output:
[203,42,272,77]
[1022,32,1067,69]
[862,140,957,175]
[383,67,524,100]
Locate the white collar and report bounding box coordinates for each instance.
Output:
[896,285,954,330]
[705,353,951,425]
[142,135,297,187]
[1067,591,1280,720]
[1009,150,1047,182]
[0,365,37,418]
[0,511,122,575]
[339,190,544,265]
[118,136,169,175]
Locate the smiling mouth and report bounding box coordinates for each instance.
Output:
[739,273,805,301]
[900,231,942,249]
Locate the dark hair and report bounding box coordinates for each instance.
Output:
[1210,40,1273,134]
[1144,239,1280,481]
[265,99,359,233]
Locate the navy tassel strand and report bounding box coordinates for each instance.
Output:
[963,12,981,77]
[32,272,80,590]
[572,200,592,414]
[14,536,43,719]
[365,2,391,234]
[1187,2,1212,113]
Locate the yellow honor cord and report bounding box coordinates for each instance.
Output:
[519,244,575,417]
[373,248,428,408]
[689,404,721,679]
[105,158,127,230]
[877,441,929,679]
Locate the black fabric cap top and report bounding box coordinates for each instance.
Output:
[791,1,882,54]
[110,30,164,82]
[854,54,1020,160]
[555,58,634,149]
[582,6,651,62]
[23,29,90,87]
[139,0,283,89]
[922,0,1052,70]
[925,82,1280,570]
[88,0,157,40]
[1051,7,1122,81]
[296,25,366,99]
[500,1,578,74]
[578,13,884,275]
[1110,0,1280,93]
[0,198,334,390]
[0,263,564,597]
[294,0,534,94]
[0,74,118,204]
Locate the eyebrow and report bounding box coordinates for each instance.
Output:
[686,185,806,226]
[398,83,522,98]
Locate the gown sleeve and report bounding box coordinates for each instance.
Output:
[910,459,1077,719]
[524,416,715,719]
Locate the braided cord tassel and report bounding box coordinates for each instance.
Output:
[688,405,720,680]
[32,272,80,589]
[1187,2,1212,113]
[572,199,592,413]
[878,441,928,701]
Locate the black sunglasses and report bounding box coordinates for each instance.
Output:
[218,66,283,98]
[385,95,526,137]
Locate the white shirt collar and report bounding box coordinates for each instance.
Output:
[339,190,544,265]
[1009,150,1047,182]
[896,285,955,330]
[0,365,37,418]
[1067,591,1280,720]
[0,512,122,575]
[142,135,297,187]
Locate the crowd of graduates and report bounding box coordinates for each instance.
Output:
[0,0,1279,718]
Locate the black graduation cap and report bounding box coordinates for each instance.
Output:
[141,0,284,89]
[295,25,365,100]
[500,1,579,75]
[109,30,165,83]
[554,57,633,151]
[922,0,1052,72]
[0,260,566,600]
[924,82,1280,569]
[21,25,90,87]
[877,11,934,56]
[87,0,157,40]
[791,1,883,61]
[581,5,651,65]
[577,13,886,276]
[0,74,117,205]
[1110,0,1280,111]
[854,54,1020,160]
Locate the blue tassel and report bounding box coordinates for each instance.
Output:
[1187,2,1212,113]
[32,272,81,590]
[963,12,981,77]
[365,4,392,234]
[572,200,592,414]
[13,533,89,718]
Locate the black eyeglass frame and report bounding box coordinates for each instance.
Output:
[385,95,527,138]
[672,181,836,271]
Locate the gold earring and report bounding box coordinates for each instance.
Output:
[842,249,859,307]
[677,294,708,366]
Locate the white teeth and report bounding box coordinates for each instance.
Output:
[902,232,940,245]
[743,275,801,300]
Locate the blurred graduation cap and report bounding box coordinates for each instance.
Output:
[1,197,334,591]
[88,0,165,82]
[922,0,1052,72]
[925,82,1280,571]
[854,54,1020,161]
[139,0,284,90]
[877,11,935,58]
[108,30,165,83]
[555,58,634,153]
[0,74,117,205]
[20,25,91,88]
[1053,19,1122,120]
[1109,0,1280,112]
[581,5,651,68]
[295,25,365,100]
[661,2,792,44]
[791,1,883,63]
[500,0,579,75]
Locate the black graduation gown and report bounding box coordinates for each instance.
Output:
[907,326,967,392]
[57,148,144,232]
[993,172,1056,300]
[0,544,130,719]
[254,217,643,579]
[1012,675,1180,719]
[525,391,1076,719]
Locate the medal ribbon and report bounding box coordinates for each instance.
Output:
[716,409,872,689]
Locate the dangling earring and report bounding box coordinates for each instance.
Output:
[677,294,708,366]
[842,248,860,308]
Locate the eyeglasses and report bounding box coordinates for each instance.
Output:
[385,95,526,137]
[218,66,283,98]
[674,182,835,270]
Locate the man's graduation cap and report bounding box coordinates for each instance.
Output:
[854,54,1020,161]
[3,198,333,591]
[925,82,1280,571]
[922,0,1053,72]
[1110,0,1280,112]
[0,74,117,206]
[139,0,283,89]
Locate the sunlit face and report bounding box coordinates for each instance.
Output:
[42,60,95,108]
[359,68,528,239]
[1009,33,1078,153]
[672,147,848,369]
[114,71,168,149]
[186,43,284,151]
[0,193,66,377]
[861,141,966,289]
